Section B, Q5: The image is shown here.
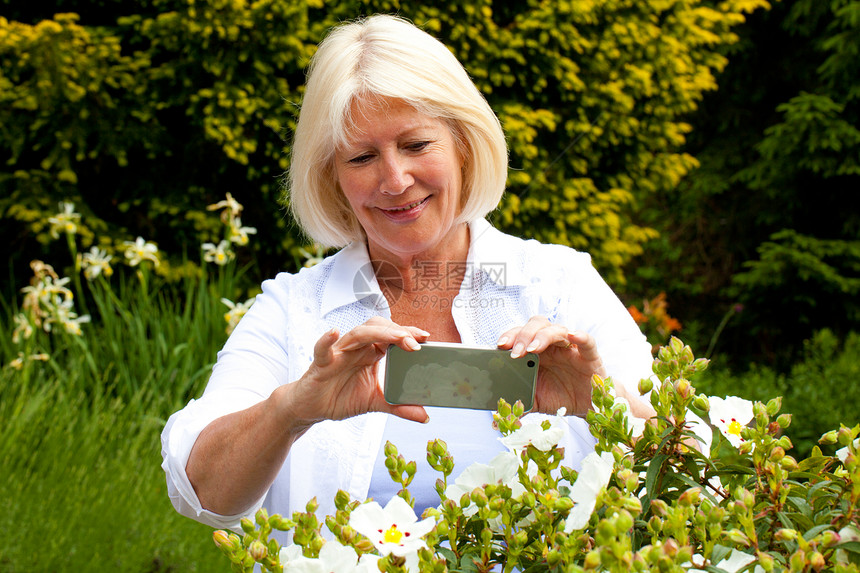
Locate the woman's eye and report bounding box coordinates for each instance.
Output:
[348,153,373,164]
[405,141,430,152]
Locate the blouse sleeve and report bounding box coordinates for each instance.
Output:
[160,272,297,531]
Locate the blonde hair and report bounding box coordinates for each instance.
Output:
[287,14,508,247]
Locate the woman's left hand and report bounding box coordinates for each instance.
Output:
[496,316,607,417]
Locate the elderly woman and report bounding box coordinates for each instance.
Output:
[161,14,656,532]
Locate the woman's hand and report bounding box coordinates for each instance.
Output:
[496,316,607,417]
[286,316,430,429]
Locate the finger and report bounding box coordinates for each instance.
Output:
[312,328,340,367]
[510,316,557,358]
[339,323,420,352]
[567,330,601,360]
[385,404,430,424]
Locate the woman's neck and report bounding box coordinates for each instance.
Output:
[368,223,470,294]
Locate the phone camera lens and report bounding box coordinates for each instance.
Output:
[527,360,535,368]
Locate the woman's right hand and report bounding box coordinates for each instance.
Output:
[285,316,431,429]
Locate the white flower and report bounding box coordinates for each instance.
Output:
[708,396,754,449]
[278,541,363,573]
[207,192,243,221]
[81,247,114,280]
[446,451,524,511]
[836,438,859,463]
[123,237,160,267]
[563,451,614,533]
[44,298,90,335]
[202,240,235,266]
[221,296,255,334]
[298,244,327,268]
[687,549,762,572]
[12,313,34,343]
[47,201,81,238]
[228,216,257,246]
[349,495,434,558]
[499,408,567,453]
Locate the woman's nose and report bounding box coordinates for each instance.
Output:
[379,153,414,195]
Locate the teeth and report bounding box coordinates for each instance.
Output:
[388,198,425,212]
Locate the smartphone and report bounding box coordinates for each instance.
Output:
[383,342,539,411]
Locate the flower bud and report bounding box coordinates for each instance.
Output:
[774,528,798,542]
[621,496,643,514]
[547,549,562,567]
[780,456,798,471]
[819,430,838,445]
[471,489,489,507]
[809,551,825,571]
[739,440,754,455]
[255,508,269,526]
[240,517,256,535]
[837,427,854,446]
[663,538,679,558]
[355,539,375,553]
[678,488,701,506]
[213,530,231,550]
[821,530,841,548]
[769,446,785,462]
[693,395,710,412]
[248,540,268,562]
[789,550,806,571]
[777,414,792,429]
[584,550,601,569]
[651,499,669,517]
[638,377,654,395]
[765,397,782,417]
[753,401,767,421]
[757,551,775,572]
[674,379,692,400]
[725,529,751,547]
[616,510,634,533]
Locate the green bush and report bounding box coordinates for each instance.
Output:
[1,0,771,288]
[696,329,860,457]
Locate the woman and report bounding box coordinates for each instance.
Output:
[161,14,656,533]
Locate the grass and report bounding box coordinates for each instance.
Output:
[0,263,248,572]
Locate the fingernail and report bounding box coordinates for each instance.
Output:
[497,336,508,346]
[423,414,430,424]
[417,329,430,337]
[526,340,539,352]
[407,338,421,351]
[511,342,524,358]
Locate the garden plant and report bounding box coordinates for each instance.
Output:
[211,339,860,572]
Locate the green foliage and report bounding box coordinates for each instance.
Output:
[1,0,769,289]
[625,0,860,365]
[697,329,860,457]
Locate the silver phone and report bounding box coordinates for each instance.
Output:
[383,342,539,411]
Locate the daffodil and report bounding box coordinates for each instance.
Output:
[348,495,434,558]
[563,451,614,533]
[47,201,81,238]
[298,244,327,268]
[221,296,256,334]
[81,246,114,280]
[227,217,257,246]
[499,408,567,453]
[12,313,34,343]
[123,237,160,267]
[708,395,753,449]
[207,192,243,223]
[202,240,235,266]
[44,298,90,335]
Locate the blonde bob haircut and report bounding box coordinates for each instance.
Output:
[287,14,508,247]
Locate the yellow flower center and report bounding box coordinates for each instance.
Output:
[727,419,742,436]
[383,525,403,544]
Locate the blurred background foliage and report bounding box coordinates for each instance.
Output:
[2,1,859,570]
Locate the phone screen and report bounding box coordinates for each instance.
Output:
[384,343,538,411]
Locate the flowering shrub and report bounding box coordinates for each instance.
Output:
[212,338,860,572]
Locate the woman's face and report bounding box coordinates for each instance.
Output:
[334,98,466,264]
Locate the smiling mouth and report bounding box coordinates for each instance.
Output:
[382,197,429,212]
